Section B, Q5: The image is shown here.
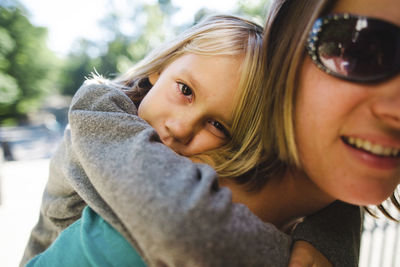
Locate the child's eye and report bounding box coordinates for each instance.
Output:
[177,82,194,102]
[178,82,192,95]
[208,120,230,139]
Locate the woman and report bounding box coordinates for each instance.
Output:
[21,5,370,267]
[255,0,400,263]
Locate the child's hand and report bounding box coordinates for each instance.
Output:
[289,241,333,267]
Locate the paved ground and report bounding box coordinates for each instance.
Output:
[0,125,61,266]
[0,159,49,267]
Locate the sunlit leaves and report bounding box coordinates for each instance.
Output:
[0,73,19,104]
[0,4,58,122]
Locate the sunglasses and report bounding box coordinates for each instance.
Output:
[307,13,400,83]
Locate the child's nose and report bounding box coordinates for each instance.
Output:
[371,76,400,129]
[165,116,198,145]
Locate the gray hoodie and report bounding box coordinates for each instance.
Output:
[21,80,361,267]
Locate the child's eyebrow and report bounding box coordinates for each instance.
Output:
[180,69,202,92]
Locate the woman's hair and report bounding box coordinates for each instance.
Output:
[253,0,399,220]
[110,15,266,178]
[235,0,335,188]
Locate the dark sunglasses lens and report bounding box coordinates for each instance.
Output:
[317,17,400,82]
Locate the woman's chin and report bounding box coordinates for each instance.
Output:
[341,191,394,207]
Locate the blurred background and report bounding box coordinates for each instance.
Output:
[0,0,268,129]
[0,0,398,266]
[0,0,269,266]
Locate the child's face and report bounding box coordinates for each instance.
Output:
[294,0,400,206]
[138,53,242,157]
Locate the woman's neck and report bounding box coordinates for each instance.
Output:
[219,169,335,231]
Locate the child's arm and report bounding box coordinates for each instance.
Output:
[22,80,292,267]
[67,81,362,267]
[24,206,359,267]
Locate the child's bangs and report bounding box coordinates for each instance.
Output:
[183,30,249,56]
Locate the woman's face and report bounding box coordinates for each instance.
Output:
[295,0,400,206]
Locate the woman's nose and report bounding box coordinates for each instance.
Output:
[165,116,197,145]
[371,76,400,129]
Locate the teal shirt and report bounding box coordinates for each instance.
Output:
[26,206,147,267]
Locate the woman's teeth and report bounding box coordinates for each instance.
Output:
[346,137,400,157]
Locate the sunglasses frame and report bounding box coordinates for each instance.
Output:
[306,13,400,83]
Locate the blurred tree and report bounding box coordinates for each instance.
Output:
[192,0,270,30]
[58,39,99,96]
[0,0,272,123]
[58,0,270,97]
[0,2,59,124]
[235,0,270,25]
[59,0,177,96]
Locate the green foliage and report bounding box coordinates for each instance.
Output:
[0,0,271,123]
[59,1,174,96]
[58,39,100,96]
[0,3,59,123]
[235,0,270,25]
[58,0,272,97]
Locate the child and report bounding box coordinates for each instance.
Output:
[22,15,361,267]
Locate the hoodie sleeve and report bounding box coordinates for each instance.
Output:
[22,80,292,267]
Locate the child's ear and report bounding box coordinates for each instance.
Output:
[148,72,160,85]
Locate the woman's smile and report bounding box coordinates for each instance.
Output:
[341,136,400,170]
[342,136,400,157]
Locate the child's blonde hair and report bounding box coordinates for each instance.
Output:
[112,15,266,178]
